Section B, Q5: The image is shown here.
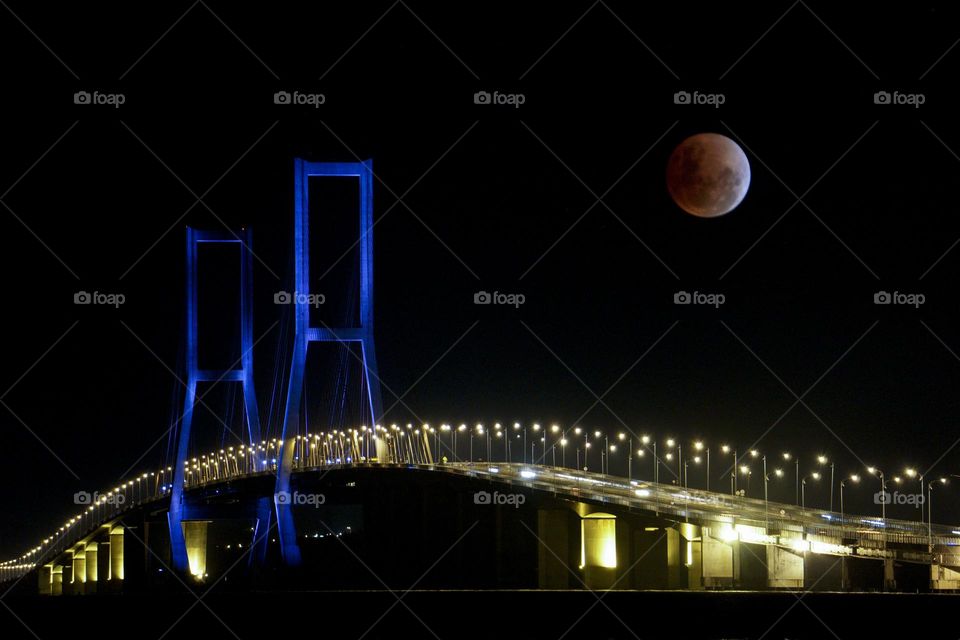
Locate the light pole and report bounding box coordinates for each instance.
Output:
[641,435,657,484]
[773,467,785,507]
[520,423,527,463]
[783,452,798,505]
[600,432,608,475]
[594,431,604,474]
[618,433,629,479]
[440,424,451,462]
[550,425,560,466]
[801,471,821,510]
[722,445,737,494]
[747,448,760,494]
[560,437,568,468]
[666,438,681,485]
[867,467,887,530]
[694,441,708,491]
[532,423,541,463]
[761,455,768,530]
[904,467,922,527]
[818,455,834,511]
[739,465,751,495]
[840,474,860,589]
[927,477,948,551]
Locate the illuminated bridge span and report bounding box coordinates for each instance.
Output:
[4,158,958,595]
[2,457,959,594]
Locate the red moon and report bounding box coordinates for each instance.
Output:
[666,133,751,218]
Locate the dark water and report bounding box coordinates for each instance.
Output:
[2,590,957,639]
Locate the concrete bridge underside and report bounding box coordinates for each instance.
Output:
[10,466,960,595]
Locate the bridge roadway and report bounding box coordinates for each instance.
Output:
[3,461,960,591]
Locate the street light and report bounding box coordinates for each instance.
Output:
[839,474,859,528]
[531,423,541,463]
[694,441,709,491]
[667,439,681,485]
[801,471,821,510]
[739,465,751,495]
[817,455,835,511]
[618,432,630,479]
[550,424,560,466]
[867,466,887,530]
[641,435,657,485]
[839,473,860,589]
[722,444,737,494]
[782,452,799,505]
[904,467,924,528]
[927,477,948,551]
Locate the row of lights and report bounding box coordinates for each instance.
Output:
[3,423,954,576]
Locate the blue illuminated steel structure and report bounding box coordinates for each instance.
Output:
[168,227,263,573]
[274,159,384,566]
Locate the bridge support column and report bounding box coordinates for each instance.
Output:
[51,566,62,596]
[71,546,86,592]
[701,528,736,588]
[38,565,52,595]
[537,509,573,588]
[581,513,617,590]
[183,521,210,579]
[767,544,804,589]
[666,527,684,588]
[883,558,896,591]
[84,543,98,594]
[98,539,112,590]
[61,563,74,595]
[931,564,960,590]
[110,526,124,582]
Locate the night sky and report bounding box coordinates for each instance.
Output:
[2,1,960,556]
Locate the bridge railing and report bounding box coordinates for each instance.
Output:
[5,453,959,584]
